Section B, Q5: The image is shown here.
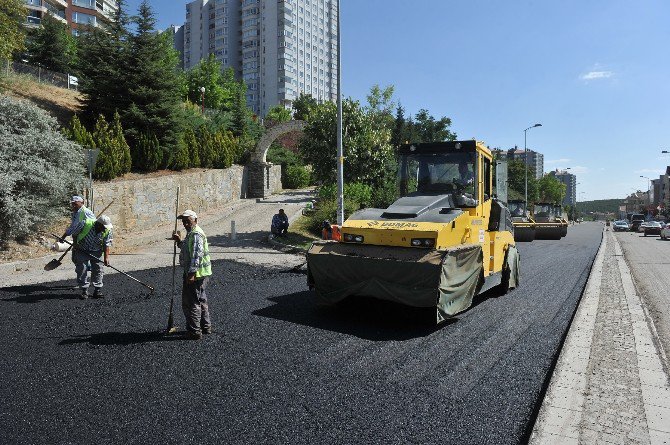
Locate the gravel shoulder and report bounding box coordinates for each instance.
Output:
[0,189,314,288]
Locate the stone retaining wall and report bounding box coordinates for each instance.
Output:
[92,165,281,233]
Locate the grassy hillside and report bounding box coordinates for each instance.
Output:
[0,73,81,127]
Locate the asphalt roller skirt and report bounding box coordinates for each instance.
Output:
[307,241,484,322]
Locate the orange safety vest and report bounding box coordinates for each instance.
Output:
[322,224,341,241]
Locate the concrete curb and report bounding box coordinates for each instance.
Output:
[266,234,310,256]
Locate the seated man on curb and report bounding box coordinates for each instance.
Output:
[271,208,289,236]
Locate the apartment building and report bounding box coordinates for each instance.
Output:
[494,147,544,180]
[179,0,338,116]
[23,0,118,34]
[549,169,577,206]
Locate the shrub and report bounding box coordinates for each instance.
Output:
[304,198,360,235]
[137,133,162,172]
[0,96,85,244]
[92,114,117,180]
[284,164,310,189]
[183,127,200,168]
[318,182,372,208]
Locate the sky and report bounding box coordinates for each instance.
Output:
[126,0,670,201]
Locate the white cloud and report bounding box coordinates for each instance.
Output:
[580,71,614,81]
[546,158,571,165]
[569,166,589,174]
[634,168,664,175]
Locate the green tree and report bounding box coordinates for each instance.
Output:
[123,1,183,166]
[411,109,457,142]
[265,105,292,125]
[0,0,25,62]
[391,105,407,147]
[136,133,162,172]
[172,135,190,171]
[365,84,395,130]
[185,54,227,109]
[183,127,200,168]
[507,159,538,202]
[292,93,318,121]
[63,115,95,149]
[230,79,249,137]
[92,114,117,180]
[26,13,77,73]
[197,125,215,168]
[299,97,394,188]
[77,0,130,123]
[110,111,131,174]
[538,174,566,204]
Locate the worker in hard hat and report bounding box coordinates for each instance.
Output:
[73,215,113,299]
[61,195,95,241]
[172,210,213,340]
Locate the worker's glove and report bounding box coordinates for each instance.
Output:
[171,230,182,242]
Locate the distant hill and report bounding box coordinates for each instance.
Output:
[577,199,621,214]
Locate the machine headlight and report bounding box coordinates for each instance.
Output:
[411,238,436,247]
[344,234,353,241]
[343,234,364,243]
[354,235,364,243]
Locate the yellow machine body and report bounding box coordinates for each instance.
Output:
[307,140,519,322]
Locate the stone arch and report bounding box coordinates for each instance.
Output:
[247,120,306,198]
[253,120,306,163]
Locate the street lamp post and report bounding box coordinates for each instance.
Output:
[200,86,206,114]
[640,175,651,217]
[336,0,343,225]
[524,123,542,208]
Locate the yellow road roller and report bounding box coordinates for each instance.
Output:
[509,200,536,242]
[532,202,564,240]
[553,205,569,237]
[307,140,519,323]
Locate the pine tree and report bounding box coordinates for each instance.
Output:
[231,80,248,138]
[184,127,200,168]
[123,1,183,156]
[63,115,95,149]
[0,0,26,61]
[92,114,117,180]
[26,13,77,74]
[198,125,215,168]
[136,133,162,172]
[172,135,190,171]
[391,105,406,147]
[77,0,130,123]
[111,111,131,174]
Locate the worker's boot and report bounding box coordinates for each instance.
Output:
[92,288,104,299]
[80,289,88,300]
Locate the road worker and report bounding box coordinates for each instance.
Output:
[172,210,213,340]
[74,215,113,299]
[61,195,95,241]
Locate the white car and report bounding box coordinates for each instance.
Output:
[661,223,670,240]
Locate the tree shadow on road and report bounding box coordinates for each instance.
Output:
[1,284,80,304]
[253,290,456,341]
[58,330,192,346]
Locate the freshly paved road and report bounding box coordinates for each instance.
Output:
[0,223,602,445]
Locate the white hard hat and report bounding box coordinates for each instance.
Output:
[97,215,113,230]
[178,209,198,219]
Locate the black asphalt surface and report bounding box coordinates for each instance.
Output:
[0,223,602,445]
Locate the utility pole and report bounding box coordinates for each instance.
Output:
[336,0,344,225]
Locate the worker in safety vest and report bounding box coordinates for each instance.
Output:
[321,220,341,241]
[62,195,95,241]
[73,215,113,299]
[172,209,213,340]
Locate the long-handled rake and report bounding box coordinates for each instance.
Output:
[50,234,155,293]
[166,186,180,334]
[44,200,115,271]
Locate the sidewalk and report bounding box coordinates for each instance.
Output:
[531,229,670,444]
[0,189,314,288]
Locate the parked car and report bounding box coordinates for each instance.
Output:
[644,221,662,236]
[612,220,629,231]
[661,223,670,240]
[637,222,648,233]
[630,217,645,232]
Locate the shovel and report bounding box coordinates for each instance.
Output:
[44,200,114,271]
